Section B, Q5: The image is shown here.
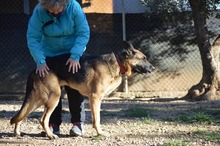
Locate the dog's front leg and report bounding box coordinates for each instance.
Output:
[89,96,103,136]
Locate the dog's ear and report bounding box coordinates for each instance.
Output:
[123,41,134,50]
[122,41,135,59]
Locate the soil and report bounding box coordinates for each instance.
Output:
[0,97,220,146]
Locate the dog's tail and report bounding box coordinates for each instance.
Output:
[10,100,35,125]
[10,73,39,125]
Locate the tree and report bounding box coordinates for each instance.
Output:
[141,0,220,101]
[140,0,190,13]
[183,0,220,101]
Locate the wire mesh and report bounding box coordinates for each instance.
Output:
[0,0,218,98]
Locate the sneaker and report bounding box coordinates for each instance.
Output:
[69,122,84,136]
[49,124,60,135]
[41,124,60,137]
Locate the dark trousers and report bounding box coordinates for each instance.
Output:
[50,87,84,125]
[46,54,84,126]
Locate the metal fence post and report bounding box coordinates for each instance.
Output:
[122,0,128,94]
[23,0,30,15]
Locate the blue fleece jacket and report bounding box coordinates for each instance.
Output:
[27,0,90,67]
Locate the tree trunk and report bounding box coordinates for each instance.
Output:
[183,0,220,101]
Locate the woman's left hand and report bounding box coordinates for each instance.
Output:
[66,58,81,74]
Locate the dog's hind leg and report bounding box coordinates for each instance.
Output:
[89,94,103,136]
[10,93,43,136]
[10,73,45,136]
[40,88,61,139]
[40,108,46,126]
[14,121,21,136]
[11,99,44,136]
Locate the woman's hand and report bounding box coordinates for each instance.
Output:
[66,58,81,74]
[36,64,50,77]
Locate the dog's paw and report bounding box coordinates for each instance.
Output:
[41,131,59,139]
[14,131,21,137]
[14,131,25,137]
[48,134,59,139]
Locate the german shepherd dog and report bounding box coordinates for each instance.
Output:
[10,41,155,139]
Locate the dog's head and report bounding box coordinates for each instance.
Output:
[119,41,155,76]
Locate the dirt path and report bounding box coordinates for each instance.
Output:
[0,98,220,146]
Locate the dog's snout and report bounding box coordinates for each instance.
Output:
[150,65,155,71]
[146,64,155,73]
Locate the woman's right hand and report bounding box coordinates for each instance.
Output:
[36,64,50,77]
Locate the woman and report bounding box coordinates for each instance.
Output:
[27,0,90,136]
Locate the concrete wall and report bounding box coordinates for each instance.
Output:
[82,0,146,13]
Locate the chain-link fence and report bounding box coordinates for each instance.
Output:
[0,0,219,98]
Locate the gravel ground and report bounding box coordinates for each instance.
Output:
[0,97,220,146]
